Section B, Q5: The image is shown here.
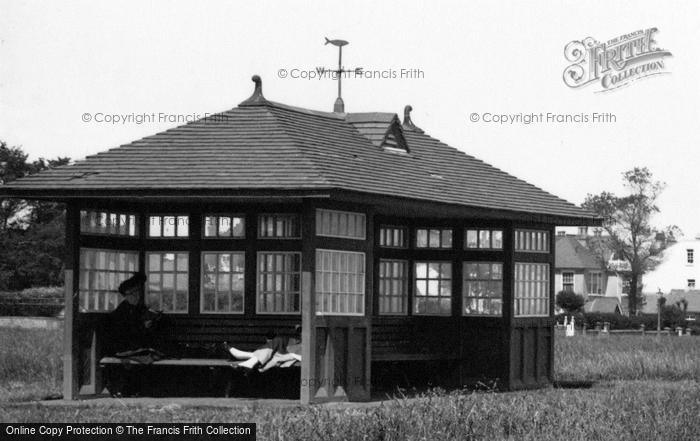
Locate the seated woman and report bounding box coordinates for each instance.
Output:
[224,326,301,371]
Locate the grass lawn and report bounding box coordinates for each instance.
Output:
[1,327,699,440]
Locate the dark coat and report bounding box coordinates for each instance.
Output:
[106,301,155,354]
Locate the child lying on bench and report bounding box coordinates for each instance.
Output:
[224,326,301,371]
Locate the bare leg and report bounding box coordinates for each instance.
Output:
[237,357,259,369]
[229,347,255,360]
[259,353,300,372]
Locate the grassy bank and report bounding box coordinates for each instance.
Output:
[0,327,62,402]
[1,381,698,440]
[555,334,700,381]
[1,328,699,440]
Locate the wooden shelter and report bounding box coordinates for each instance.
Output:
[0,76,599,403]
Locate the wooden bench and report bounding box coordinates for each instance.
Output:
[372,353,461,362]
[99,356,300,397]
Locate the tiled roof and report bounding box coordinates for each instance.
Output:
[584,297,621,314]
[556,236,601,269]
[642,290,700,313]
[0,79,598,222]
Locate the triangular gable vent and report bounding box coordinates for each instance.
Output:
[381,119,409,154]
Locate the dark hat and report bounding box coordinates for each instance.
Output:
[118,272,147,295]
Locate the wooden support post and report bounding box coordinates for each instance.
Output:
[63,204,80,399]
[300,271,315,404]
[62,269,79,399]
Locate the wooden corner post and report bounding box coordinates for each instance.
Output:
[63,203,80,399]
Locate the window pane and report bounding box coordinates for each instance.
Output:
[204,216,217,237]
[416,229,428,248]
[177,216,189,237]
[514,262,549,317]
[466,230,478,248]
[463,262,503,316]
[162,216,176,237]
[492,231,503,249]
[515,230,549,252]
[259,215,300,238]
[147,252,189,313]
[429,230,440,248]
[257,252,301,313]
[441,230,453,248]
[414,261,452,315]
[80,210,138,237]
[315,250,365,315]
[79,248,139,312]
[479,230,490,248]
[231,217,245,237]
[149,216,161,237]
[218,217,231,237]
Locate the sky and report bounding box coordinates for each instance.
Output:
[1,1,698,235]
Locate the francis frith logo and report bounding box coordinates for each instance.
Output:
[563,28,672,92]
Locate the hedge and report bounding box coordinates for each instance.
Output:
[556,312,692,331]
[0,286,64,317]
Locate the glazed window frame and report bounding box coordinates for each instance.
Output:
[514,262,550,317]
[315,249,366,316]
[79,210,138,237]
[145,251,190,313]
[415,228,453,249]
[464,228,503,250]
[379,225,408,249]
[78,248,139,313]
[202,215,246,239]
[200,251,246,314]
[315,209,366,240]
[514,229,550,253]
[148,215,190,238]
[378,259,409,315]
[587,271,603,295]
[462,262,503,317]
[413,261,452,316]
[256,252,302,315]
[258,214,301,239]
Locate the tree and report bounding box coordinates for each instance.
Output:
[0,141,70,290]
[556,290,585,314]
[582,167,680,315]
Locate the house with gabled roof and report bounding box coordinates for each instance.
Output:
[0,75,599,403]
[555,233,630,314]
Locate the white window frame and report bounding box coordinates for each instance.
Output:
[315,249,366,316]
[256,252,302,315]
[562,272,575,292]
[203,214,246,239]
[688,279,696,289]
[415,228,453,249]
[413,261,452,316]
[687,249,694,265]
[148,214,190,238]
[146,251,189,313]
[78,248,139,312]
[514,262,550,317]
[378,259,409,315]
[316,209,366,240]
[80,210,138,237]
[258,214,301,239]
[465,228,504,250]
[379,225,408,249]
[587,271,603,295]
[462,261,503,316]
[200,251,245,314]
[514,229,550,253]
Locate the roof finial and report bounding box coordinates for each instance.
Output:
[325,37,350,113]
[402,105,423,133]
[239,75,267,106]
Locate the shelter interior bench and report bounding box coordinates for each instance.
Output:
[99,356,300,398]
